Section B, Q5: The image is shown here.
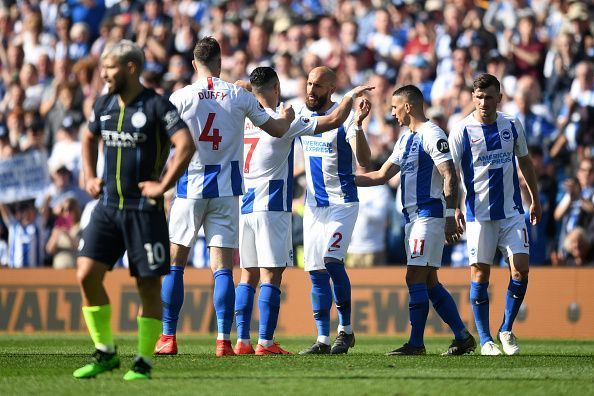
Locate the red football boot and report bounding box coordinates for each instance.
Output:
[255,342,292,355]
[215,340,236,357]
[154,334,177,355]
[234,341,255,355]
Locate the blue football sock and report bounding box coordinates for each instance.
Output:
[161,266,185,335]
[470,281,492,345]
[234,283,255,340]
[213,269,235,336]
[500,278,528,333]
[408,283,429,347]
[309,271,332,339]
[325,262,351,327]
[258,283,281,341]
[429,283,466,340]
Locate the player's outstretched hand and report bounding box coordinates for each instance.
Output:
[445,217,461,245]
[530,201,542,225]
[85,177,104,199]
[346,85,375,98]
[279,102,295,122]
[235,80,252,92]
[355,98,371,125]
[455,208,466,233]
[138,181,166,198]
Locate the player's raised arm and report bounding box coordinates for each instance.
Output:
[348,98,372,167]
[81,129,103,199]
[258,102,295,138]
[355,159,400,187]
[314,85,374,133]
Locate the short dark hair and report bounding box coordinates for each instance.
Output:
[392,84,424,104]
[250,67,279,93]
[193,36,221,66]
[473,73,500,93]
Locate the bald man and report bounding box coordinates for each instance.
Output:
[298,67,372,354]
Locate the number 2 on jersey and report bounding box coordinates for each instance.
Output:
[244,137,259,173]
[199,112,222,150]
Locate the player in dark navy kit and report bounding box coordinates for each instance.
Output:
[73,40,195,381]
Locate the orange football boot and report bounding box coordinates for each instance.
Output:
[255,342,292,355]
[234,341,255,355]
[154,334,177,355]
[216,340,236,357]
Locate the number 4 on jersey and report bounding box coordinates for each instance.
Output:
[199,112,222,150]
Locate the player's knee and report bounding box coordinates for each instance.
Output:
[512,267,529,281]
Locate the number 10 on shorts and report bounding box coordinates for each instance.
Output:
[144,242,166,269]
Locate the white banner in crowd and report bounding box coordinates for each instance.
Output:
[0,151,50,204]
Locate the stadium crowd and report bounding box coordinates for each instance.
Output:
[0,0,593,268]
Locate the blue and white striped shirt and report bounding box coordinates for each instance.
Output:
[299,102,359,207]
[389,121,451,223]
[449,111,529,222]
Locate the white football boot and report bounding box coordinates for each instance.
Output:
[498,331,520,355]
[481,341,503,356]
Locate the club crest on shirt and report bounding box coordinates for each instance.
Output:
[410,142,419,152]
[301,117,311,124]
[163,110,181,130]
[131,111,147,129]
[500,129,512,142]
[436,139,450,153]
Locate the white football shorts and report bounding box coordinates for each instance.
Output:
[404,216,446,268]
[466,214,530,265]
[168,196,239,248]
[303,203,359,271]
[240,211,293,268]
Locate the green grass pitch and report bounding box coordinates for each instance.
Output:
[1,335,593,396]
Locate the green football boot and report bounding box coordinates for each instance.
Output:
[73,348,120,379]
[123,357,152,381]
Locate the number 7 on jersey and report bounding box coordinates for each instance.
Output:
[244,137,259,173]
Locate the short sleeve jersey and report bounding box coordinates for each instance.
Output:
[388,121,452,223]
[448,111,529,221]
[242,108,318,213]
[88,88,187,211]
[298,102,359,207]
[170,77,271,199]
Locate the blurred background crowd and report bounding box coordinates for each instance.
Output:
[0,0,593,269]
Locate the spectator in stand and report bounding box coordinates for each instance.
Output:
[44,81,84,151]
[505,9,546,83]
[553,158,594,263]
[0,200,46,268]
[45,197,81,269]
[552,61,594,160]
[543,30,582,118]
[19,63,44,112]
[246,24,273,74]
[21,118,46,153]
[504,85,557,148]
[38,159,91,216]
[431,47,474,110]
[562,227,594,266]
[366,7,403,81]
